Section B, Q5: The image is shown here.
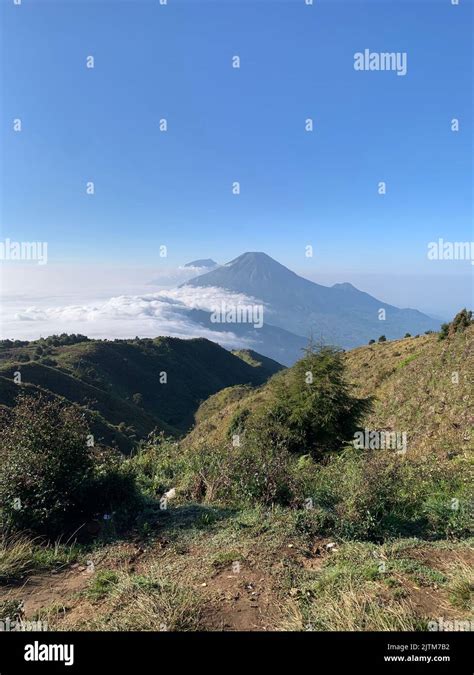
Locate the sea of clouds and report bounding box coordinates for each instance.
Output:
[0,264,265,349]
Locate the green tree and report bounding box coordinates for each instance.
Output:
[253,345,372,460]
[451,308,473,333]
[439,309,473,340]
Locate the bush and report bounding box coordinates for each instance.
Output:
[0,395,140,537]
[130,433,183,498]
[227,408,250,440]
[378,335,387,343]
[226,442,302,506]
[440,309,473,340]
[305,449,472,541]
[132,346,372,507]
[133,431,315,508]
[451,308,473,333]
[248,345,372,460]
[136,432,471,542]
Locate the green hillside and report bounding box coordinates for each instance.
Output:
[185,325,473,457]
[0,335,283,452]
[231,349,284,375]
[0,320,471,634]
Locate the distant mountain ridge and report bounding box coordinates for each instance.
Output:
[183,252,440,361]
[184,259,218,269]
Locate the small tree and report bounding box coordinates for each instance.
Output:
[378,335,387,343]
[368,339,375,345]
[439,309,473,340]
[451,308,473,333]
[404,333,411,338]
[253,345,372,460]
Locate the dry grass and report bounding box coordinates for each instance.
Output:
[74,566,203,631]
[1,509,472,632]
[304,583,420,631]
[446,557,473,612]
[0,533,37,583]
[0,532,79,584]
[185,328,473,458]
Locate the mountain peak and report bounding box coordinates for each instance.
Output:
[224,251,291,271]
[182,251,316,301]
[182,250,439,354]
[184,258,218,269]
[332,282,357,291]
[228,251,273,263]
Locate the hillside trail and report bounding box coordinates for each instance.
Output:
[2,537,470,631]
[0,566,91,621]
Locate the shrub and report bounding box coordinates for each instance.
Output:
[451,308,473,333]
[0,395,140,537]
[306,449,472,541]
[439,323,450,340]
[130,433,183,498]
[439,309,473,340]
[249,345,372,460]
[227,407,251,440]
[378,335,387,343]
[226,442,299,506]
[134,431,315,508]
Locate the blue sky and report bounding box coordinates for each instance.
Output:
[0,0,472,324]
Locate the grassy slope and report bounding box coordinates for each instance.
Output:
[185,327,474,456]
[231,349,284,375]
[0,337,283,452]
[0,330,471,632]
[2,506,471,632]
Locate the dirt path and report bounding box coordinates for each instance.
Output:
[200,564,283,631]
[0,566,91,619]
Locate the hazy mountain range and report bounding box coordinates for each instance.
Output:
[3,252,441,365]
[181,252,440,364]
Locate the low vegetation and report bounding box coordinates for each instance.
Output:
[0,396,139,537]
[0,315,472,631]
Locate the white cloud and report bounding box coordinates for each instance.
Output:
[14,286,264,322]
[4,283,264,349]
